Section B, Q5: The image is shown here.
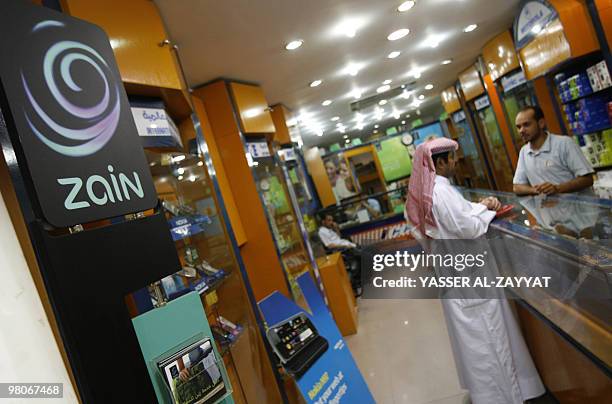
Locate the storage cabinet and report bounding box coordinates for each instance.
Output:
[230,82,276,134]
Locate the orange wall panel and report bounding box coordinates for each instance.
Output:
[595,0,612,48]
[270,104,292,145]
[459,66,486,101]
[441,86,461,114]
[193,82,290,301]
[483,30,520,82]
[192,97,248,246]
[533,77,564,134]
[62,0,183,90]
[551,0,600,57]
[229,83,276,134]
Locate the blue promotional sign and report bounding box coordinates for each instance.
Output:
[513,0,559,49]
[168,215,211,241]
[258,273,375,404]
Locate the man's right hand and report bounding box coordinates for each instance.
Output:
[480,197,501,211]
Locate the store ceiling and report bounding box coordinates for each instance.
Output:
[155,0,521,147]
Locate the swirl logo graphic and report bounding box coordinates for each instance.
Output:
[21,20,120,157]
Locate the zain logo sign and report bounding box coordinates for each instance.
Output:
[21,21,120,157]
[0,1,157,228]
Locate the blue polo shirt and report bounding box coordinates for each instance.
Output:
[513,133,594,187]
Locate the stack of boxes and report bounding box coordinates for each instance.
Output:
[556,60,612,170]
[576,129,612,168]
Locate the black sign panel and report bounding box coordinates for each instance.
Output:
[0,1,157,227]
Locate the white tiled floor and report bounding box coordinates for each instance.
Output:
[345,299,469,404]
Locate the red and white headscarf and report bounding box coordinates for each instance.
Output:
[405,137,459,236]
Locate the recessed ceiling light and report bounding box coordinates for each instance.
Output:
[463,24,478,33]
[377,85,391,93]
[285,40,303,50]
[336,122,343,127]
[423,34,442,48]
[382,79,392,85]
[441,59,452,65]
[197,161,204,166]
[172,155,186,163]
[425,83,434,90]
[309,79,322,87]
[398,1,416,12]
[374,124,379,129]
[373,129,379,133]
[351,89,362,99]
[387,28,410,41]
[331,116,340,121]
[343,135,348,138]
[345,63,361,76]
[401,120,406,124]
[418,94,425,100]
[387,51,401,59]
[378,99,388,105]
[322,100,333,106]
[177,175,184,181]
[405,114,411,118]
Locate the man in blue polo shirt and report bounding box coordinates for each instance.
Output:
[513,106,594,195]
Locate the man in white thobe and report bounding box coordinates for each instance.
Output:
[405,138,545,404]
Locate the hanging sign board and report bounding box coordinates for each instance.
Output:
[501,70,528,93]
[513,0,559,49]
[452,110,467,124]
[474,95,491,111]
[0,1,157,227]
[246,140,271,158]
[131,107,183,149]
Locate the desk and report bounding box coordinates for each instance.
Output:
[316,253,358,336]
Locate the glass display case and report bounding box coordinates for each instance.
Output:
[471,95,515,191]
[126,147,282,403]
[452,111,490,189]
[249,146,314,300]
[460,188,611,369]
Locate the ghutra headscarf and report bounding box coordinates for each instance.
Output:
[405,137,459,236]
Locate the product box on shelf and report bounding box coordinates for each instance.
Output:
[596,61,612,88]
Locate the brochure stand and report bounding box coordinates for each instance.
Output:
[133,292,233,404]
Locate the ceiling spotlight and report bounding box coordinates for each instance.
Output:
[345,63,361,76]
[177,167,185,175]
[331,116,340,121]
[336,122,344,127]
[374,124,379,129]
[351,89,362,99]
[425,83,434,90]
[393,111,401,119]
[387,28,410,41]
[463,24,478,33]
[377,85,391,93]
[343,135,348,138]
[322,99,333,106]
[387,51,401,59]
[405,114,411,118]
[285,40,303,50]
[172,155,186,163]
[382,79,392,85]
[378,99,388,105]
[177,175,184,181]
[197,161,204,166]
[401,120,406,124]
[398,1,416,12]
[441,59,452,65]
[418,94,425,100]
[423,34,442,48]
[401,90,410,99]
[373,130,379,133]
[309,79,322,87]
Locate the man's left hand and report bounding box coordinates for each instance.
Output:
[535,182,559,195]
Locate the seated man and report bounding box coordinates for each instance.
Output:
[318,214,357,250]
[317,214,361,292]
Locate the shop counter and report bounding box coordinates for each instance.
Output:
[459,188,611,402]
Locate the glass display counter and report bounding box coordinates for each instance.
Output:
[460,188,611,370]
[250,150,314,300]
[126,148,282,403]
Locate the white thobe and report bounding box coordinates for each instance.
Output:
[318,226,356,249]
[413,176,545,404]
